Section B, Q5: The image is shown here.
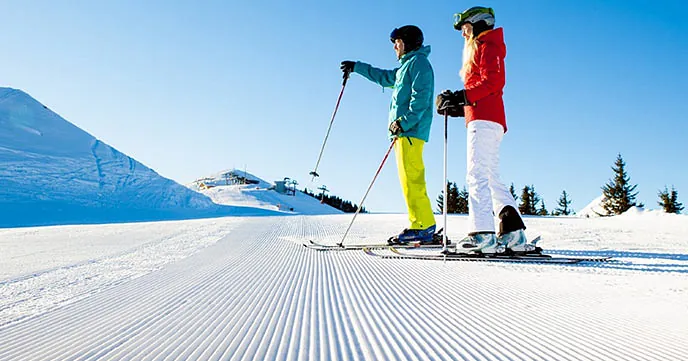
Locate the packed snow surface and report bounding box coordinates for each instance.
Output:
[1,213,687,361]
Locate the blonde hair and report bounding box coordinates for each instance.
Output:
[460,36,478,81]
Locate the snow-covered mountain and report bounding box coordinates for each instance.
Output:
[187,169,342,215]
[0,87,343,228]
[0,87,229,227]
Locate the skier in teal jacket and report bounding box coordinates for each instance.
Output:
[351,46,434,142]
[341,25,437,243]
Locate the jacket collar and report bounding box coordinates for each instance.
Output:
[399,45,431,64]
[475,27,504,44]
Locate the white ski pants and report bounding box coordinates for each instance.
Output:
[466,120,519,233]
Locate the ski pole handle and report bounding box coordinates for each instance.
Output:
[342,70,350,86]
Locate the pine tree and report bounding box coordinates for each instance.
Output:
[437,181,463,213]
[658,186,684,214]
[518,185,532,215]
[302,188,365,213]
[538,200,548,216]
[448,182,461,213]
[554,190,573,215]
[601,154,640,215]
[509,183,518,202]
[457,186,469,214]
[519,185,540,215]
[436,183,447,213]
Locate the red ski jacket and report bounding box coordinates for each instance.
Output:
[463,27,507,132]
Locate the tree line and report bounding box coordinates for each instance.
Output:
[302,188,367,213]
[437,154,684,216]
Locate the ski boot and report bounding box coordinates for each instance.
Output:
[498,229,541,255]
[388,225,436,245]
[425,228,451,246]
[454,232,502,255]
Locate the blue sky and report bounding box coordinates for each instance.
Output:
[2,0,687,215]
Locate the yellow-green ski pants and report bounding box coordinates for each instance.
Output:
[394,137,436,230]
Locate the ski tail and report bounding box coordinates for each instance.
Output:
[370,246,611,263]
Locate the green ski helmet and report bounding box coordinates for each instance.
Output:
[454,6,495,30]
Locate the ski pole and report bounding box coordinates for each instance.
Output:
[338,138,397,247]
[442,109,449,253]
[310,70,351,181]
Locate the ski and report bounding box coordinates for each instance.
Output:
[304,228,452,251]
[305,239,448,251]
[364,247,611,264]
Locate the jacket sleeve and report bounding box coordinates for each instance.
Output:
[398,57,433,131]
[464,42,505,103]
[353,62,397,88]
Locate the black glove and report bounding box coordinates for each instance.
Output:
[340,61,355,78]
[435,89,467,117]
[389,118,404,136]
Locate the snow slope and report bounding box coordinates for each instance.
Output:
[0,87,232,227]
[577,195,607,217]
[1,214,687,360]
[0,87,340,227]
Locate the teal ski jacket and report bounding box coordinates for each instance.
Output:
[353,45,434,142]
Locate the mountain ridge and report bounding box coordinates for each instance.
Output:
[0,87,226,227]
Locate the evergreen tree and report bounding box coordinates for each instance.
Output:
[658,186,684,214]
[518,185,532,215]
[302,188,365,213]
[448,182,461,213]
[532,187,542,215]
[601,154,640,215]
[509,183,518,202]
[457,186,469,214]
[554,190,573,216]
[437,181,463,213]
[519,185,540,215]
[436,183,447,213]
[538,200,548,216]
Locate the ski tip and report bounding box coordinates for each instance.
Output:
[389,247,403,255]
[362,247,376,256]
[531,235,542,245]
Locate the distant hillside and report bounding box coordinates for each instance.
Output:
[0,87,228,227]
[188,169,342,215]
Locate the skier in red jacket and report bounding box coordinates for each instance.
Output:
[437,6,536,255]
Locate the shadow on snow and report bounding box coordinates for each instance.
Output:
[0,202,291,229]
[545,249,688,274]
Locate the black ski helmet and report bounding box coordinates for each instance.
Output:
[390,25,424,52]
